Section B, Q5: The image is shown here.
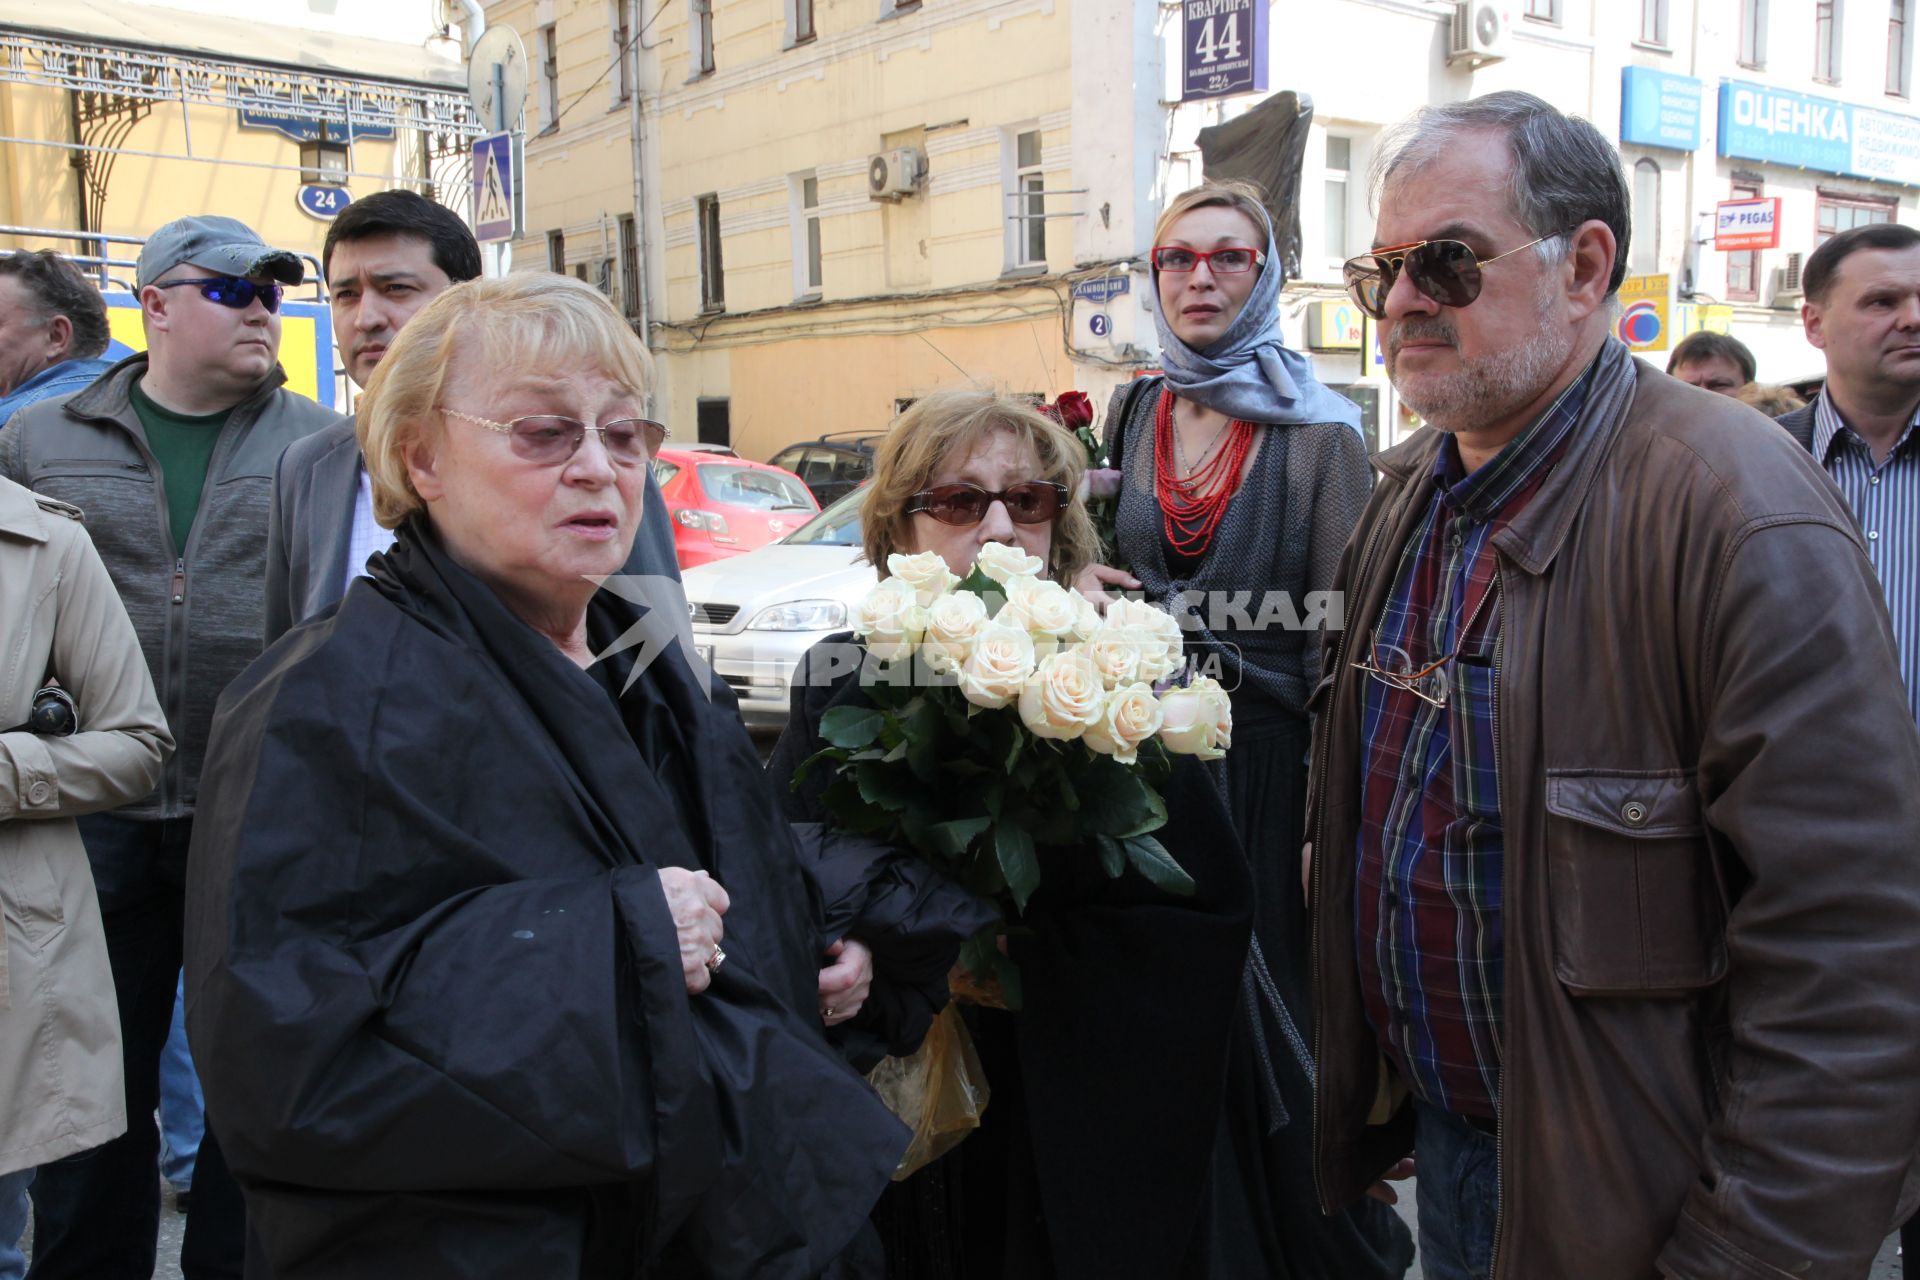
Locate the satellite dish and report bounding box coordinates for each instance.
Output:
[467,25,529,130]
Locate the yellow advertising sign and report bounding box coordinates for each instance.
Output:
[1673,302,1735,341]
[1306,299,1366,351]
[1614,274,1671,353]
[102,295,337,409]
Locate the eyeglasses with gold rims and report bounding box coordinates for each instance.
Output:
[437,408,669,466]
[1340,229,1573,321]
[1350,638,1454,709]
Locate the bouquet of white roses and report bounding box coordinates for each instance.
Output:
[795,542,1232,1006]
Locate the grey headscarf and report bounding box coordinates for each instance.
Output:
[1151,204,1361,433]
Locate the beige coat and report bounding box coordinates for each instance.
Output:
[0,476,171,1176]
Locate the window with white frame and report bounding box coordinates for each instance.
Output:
[1892,0,1913,95]
[697,194,724,311]
[1008,128,1047,270]
[1631,159,1660,275]
[1323,134,1353,264]
[1817,0,1844,83]
[1524,0,1560,24]
[610,0,632,103]
[787,0,816,45]
[793,173,822,297]
[1640,0,1669,43]
[1741,0,1768,67]
[690,0,714,77]
[538,25,560,128]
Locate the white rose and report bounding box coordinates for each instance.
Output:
[1001,576,1081,641]
[1084,682,1166,764]
[1157,675,1232,760]
[885,550,960,605]
[1083,626,1145,688]
[1017,650,1107,740]
[853,576,929,663]
[958,620,1037,709]
[975,541,1046,585]
[1069,593,1105,644]
[1104,599,1184,681]
[923,590,990,673]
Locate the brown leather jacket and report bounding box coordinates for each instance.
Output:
[1308,339,1920,1280]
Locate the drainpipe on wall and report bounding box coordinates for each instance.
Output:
[627,0,654,353]
[454,0,485,55]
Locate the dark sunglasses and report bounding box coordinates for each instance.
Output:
[906,481,1070,526]
[1341,230,1568,320]
[1151,245,1265,274]
[151,275,284,313]
[438,408,669,465]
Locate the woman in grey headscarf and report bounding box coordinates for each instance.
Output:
[1077,181,1412,1278]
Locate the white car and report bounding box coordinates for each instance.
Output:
[681,486,876,732]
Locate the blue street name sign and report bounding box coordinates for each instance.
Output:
[1181,0,1268,102]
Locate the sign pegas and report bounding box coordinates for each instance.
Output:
[1718,80,1920,186]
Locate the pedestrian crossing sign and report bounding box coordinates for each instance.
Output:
[472,132,521,244]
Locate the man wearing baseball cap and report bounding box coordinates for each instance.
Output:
[0,215,342,1279]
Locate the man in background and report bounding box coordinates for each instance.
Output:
[0,252,115,422]
[1665,329,1755,396]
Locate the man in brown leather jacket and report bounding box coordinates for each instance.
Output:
[1311,90,1920,1280]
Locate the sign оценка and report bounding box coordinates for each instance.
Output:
[1181,0,1268,102]
[1715,197,1781,252]
[1719,80,1920,186]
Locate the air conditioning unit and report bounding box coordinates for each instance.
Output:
[868,148,924,201]
[1770,251,1805,308]
[1448,1,1510,65]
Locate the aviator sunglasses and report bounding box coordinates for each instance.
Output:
[150,275,284,314]
[1341,230,1571,320]
[906,481,1071,526]
[437,408,670,466]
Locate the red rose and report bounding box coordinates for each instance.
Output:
[1048,391,1094,432]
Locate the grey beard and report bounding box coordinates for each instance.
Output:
[1391,295,1571,434]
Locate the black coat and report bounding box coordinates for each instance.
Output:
[767,636,1255,1280]
[184,526,906,1280]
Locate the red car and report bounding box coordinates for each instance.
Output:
[651,447,820,569]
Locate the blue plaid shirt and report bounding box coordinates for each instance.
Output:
[1355,361,1595,1119]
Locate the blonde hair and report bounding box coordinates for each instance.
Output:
[862,388,1099,585]
[1151,180,1272,254]
[1734,381,1808,417]
[357,273,656,527]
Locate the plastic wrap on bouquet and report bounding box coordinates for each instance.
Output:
[866,1003,990,1181]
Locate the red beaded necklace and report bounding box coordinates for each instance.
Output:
[1153,388,1254,560]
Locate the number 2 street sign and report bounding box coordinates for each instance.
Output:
[1181,0,1268,101]
[1715,197,1781,252]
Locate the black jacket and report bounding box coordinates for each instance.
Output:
[185,525,905,1279]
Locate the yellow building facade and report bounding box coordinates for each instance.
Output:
[484,0,1114,462]
[0,0,480,405]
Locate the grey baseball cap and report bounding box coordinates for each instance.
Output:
[136,215,305,289]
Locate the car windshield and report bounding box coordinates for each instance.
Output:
[782,485,866,546]
[696,463,815,511]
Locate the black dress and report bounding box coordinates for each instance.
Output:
[1111,383,1415,1279]
[766,637,1256,1280]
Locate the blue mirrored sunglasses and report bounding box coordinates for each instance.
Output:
[151,275,284,314]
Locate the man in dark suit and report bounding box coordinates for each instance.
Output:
[266,191,680,644]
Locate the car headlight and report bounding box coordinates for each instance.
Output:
[747,600,848,631]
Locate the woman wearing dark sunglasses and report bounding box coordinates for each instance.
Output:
[1080,182,1413,1280]
[768,388,1256,1279]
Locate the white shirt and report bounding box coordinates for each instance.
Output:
[343,465,398,596]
